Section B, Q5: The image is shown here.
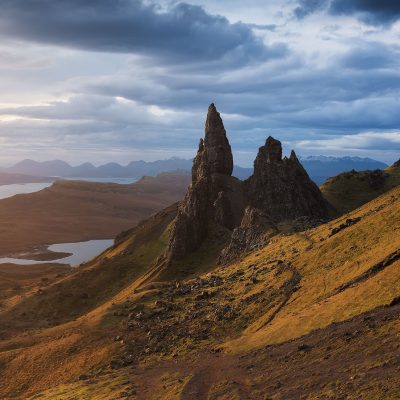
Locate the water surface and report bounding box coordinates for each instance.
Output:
[0,239,113,266]
[0,182,53,200]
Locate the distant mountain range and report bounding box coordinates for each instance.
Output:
[298,156,388,184]
[5,156,388,185]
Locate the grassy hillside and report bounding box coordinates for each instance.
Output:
[0,173,189,256]
[1,187,400,399]
[321,160,400,214]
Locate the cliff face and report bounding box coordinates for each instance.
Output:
[246,136,330,222]
[391,159,400,169]
[166,104,244,262]
[165,105,332,268]
[221,136,331,263]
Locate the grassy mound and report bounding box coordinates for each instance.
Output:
[321,160,400,214]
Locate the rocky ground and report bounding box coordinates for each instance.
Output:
[0,105,399,399]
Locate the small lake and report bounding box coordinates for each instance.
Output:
[0,239,114,267]
[0,182,53,200]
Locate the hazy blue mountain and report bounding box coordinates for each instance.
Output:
[233,165,253,180]
[7,156,388,184]
[8,159,72,177]
[299,156,388,184]
[7,158,193,178]
[234,157,388,183]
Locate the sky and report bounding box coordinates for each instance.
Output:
[0,0,399,167]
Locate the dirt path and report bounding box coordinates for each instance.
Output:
[180,368,215,400]
[132,354,260,400]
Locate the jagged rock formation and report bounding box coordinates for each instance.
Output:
[246,136,330,222]
[391,159,400,169]
[165,104,244,263]
[221,137,331,263]
[164,104,332,268]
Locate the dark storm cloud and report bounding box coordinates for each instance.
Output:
[330,0,400,25]
[83,50,400,128]
[0,0,285,66]
[294,0,329,19]
[295,0,400,25]
[5,51,400,136]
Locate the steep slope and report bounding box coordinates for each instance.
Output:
[0,203,178,334]
[321,158,400,214]
[4,185,398,400]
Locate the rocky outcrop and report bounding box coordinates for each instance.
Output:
[163,105,332,268]
[391,159,400,169]
[165,104,244,263]
[221,137,332,263]
[219,207,278,262]
[202,103,233,176]
[246,136,331,222]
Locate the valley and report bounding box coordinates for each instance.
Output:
[0,173,189,258]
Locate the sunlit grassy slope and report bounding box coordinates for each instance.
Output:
[0,203,177,334]
[225,186,400,352]
[1,186,400,399]
[321,161,400,214]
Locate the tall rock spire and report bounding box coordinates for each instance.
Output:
[165,103,244,265]
[248,137,330,221]
[160,104,332,271]
[204,103,233,176]
[263,136,282,162]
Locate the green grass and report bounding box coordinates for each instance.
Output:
[321,165,400,214]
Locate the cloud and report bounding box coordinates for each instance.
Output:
[0,94,202,148]
[294,0,329,19]
[339,42,400,70]
[0,1,398,165]
[0,0,286,68]
[295,131,400,156]
[330,0,400,26]
[78,49,400,130]
[294,0,400,26]
[2,49,399,161]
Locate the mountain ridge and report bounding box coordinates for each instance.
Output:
[6,156,388,184]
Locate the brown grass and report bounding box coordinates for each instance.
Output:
[1,186,400,399]
[0,173,189,255]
